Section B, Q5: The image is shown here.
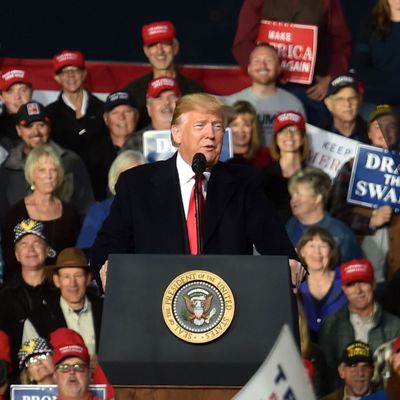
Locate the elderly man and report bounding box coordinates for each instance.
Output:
[223,43,306,146]
[0,219,58,381]
[321,341,374,400]
[0,100,94,224]
[319,259,400,390]
[124,20,203,130]
[30,247,102,358]
[0,68,33,150]
[320,74,369,143]
[91,93,303,292]
[91,90,140,199]
[123,76,180,153]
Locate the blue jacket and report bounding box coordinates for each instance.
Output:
[286,212,364,263]
[362,390,388,399]
[300,266,348,334]
[76,198,113,249]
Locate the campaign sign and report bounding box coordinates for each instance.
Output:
[307,123,358,180]
[11,385,106,400]
[142,128,233,163]
[233,325,316,400]
[348,144,400,212]
[257,20,318,84]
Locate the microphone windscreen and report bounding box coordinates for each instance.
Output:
[191,153,207,174]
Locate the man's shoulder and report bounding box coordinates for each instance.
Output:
[323,304,348,325]
[223,87,253,104]
[124,72,153,92]
[175,70,204,92]
[275,87,304,105]
[320,387,344,400]
[119,156,174,183]
[45,94,64,112]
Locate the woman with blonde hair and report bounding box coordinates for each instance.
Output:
[2,144,80,278]
[18,337,54,384]
[76,150,146,250]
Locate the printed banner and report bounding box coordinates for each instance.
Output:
[233,324,316,400]
[11,384,106,400]
[257,20,318,84]
[348,144,400,212]
[142,128,233,163]
[307,124,359,180]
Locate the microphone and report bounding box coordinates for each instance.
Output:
[191,153,207,175]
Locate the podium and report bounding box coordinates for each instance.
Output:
[98,254,298,399]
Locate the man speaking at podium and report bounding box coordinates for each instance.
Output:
[90,93,304,291]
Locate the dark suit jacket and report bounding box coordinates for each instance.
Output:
[90,154,298,285]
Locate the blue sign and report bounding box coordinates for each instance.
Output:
[11,384,106,400]
[348,144,400,212]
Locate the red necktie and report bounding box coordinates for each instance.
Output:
[187,175,205,255]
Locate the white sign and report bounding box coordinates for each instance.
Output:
[307,123,359,180]
[11,384,106,400]
[232,325,316,400]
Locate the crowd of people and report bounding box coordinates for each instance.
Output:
[1,2,400,398]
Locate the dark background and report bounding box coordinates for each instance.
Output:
[0,0,374,65]
[0,0,243,65]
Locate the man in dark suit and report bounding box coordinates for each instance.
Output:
[90,93,304,291]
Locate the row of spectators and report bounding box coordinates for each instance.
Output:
[0,4,400,398]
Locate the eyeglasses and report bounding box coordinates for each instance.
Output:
[25,352,51,368]
[56,362,88,373]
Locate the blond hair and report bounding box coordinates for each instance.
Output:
[24,144,64,189]
[108,150,146,195]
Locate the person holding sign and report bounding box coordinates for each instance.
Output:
[329,104,400,283]
[123,77,180,154]
[232,0,351,125]
[223,43,306,146]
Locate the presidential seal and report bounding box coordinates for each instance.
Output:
[161,270,235,343]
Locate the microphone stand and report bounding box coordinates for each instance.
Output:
[194,173,203,255]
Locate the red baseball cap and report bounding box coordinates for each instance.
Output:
[0,68,32,91]
[50,328,90,365]
[146,77,180,98]
[273,111,305,134]
[53,50,85,74]
[340,258,375,286]
[142,21,176,47]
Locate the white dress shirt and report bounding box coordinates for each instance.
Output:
[176,152,210,218]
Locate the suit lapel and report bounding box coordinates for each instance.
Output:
[203,162,236,248]
[150,155,189,253]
